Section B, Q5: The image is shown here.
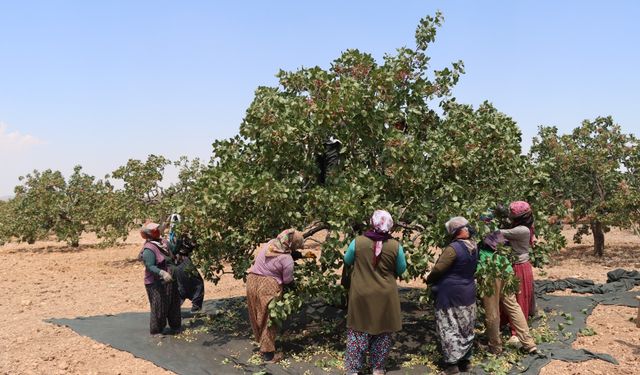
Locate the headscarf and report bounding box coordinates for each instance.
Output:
[169,213,181,243]
[509,201,536,246]
[445,216,469,236]
[364,210,394,266]
[266,228,304,257]
[445,216,476,253]
[140,222,163,240]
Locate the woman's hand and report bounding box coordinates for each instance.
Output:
[159,270,173,283]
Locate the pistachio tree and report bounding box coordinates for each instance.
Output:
[2,167,101,247]
[530,117,638,256]
[182,13,565,319]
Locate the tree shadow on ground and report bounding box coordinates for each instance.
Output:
[550,244,640,269]
[614,339,640,355]
[5,241,135,254]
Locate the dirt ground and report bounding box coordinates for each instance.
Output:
[0,227,638,375]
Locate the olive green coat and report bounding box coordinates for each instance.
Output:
[347,236,402,335]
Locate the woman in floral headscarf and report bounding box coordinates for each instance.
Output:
[343,210,407,375]
[246,228,304,363]
[499,201,537,342]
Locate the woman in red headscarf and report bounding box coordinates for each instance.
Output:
[139,222,181,336]
[500,201,536,341]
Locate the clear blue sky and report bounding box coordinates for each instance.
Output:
[1,1,639,196]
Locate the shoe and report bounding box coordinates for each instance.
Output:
[261,351,283,363]
[458,359,471,372]
[488,345,503,355]
[523,346,538,355]
[190,306,202,313]
[439,364,460,375]
[506,335,521,347]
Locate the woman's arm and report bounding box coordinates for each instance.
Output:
[280,255,295,285]
[500,226,530,241]
[142,248,162,275]
[343,239,356,266]
[425,246,456,284]
[396,245,407,276]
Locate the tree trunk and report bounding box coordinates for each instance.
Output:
[591,220,605,257]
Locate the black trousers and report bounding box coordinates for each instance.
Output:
[174,257,205,309]
[145,280,181,334]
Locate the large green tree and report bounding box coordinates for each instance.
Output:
[183,13,564,319]
[5,166,100,246]
[530,117,639,256]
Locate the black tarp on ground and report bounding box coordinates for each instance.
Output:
[48,270,640,375]
[48,293,434,375]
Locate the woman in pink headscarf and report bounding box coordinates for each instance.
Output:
[500,201,537,342]
[343,210,407,375]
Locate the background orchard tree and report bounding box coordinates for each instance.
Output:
[53,166,101,247]
[530,117,638,256]
[3,167,101,247]
[10,169,67,244]
[92,155,205,245]
[183,12,565,319]
[0,199,13,245]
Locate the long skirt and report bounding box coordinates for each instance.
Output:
[246,274,282,353]
[435,304,476,365]
[344,328,393,373]
[145,280,182,335]
[502,261,535,335]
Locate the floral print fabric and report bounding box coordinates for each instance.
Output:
[345,328,392,373]
[435,304,476,364]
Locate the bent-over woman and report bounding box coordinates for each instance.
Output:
[343,210,407,375]
[168,214,205,313]
[246,228,303,363]
[139,222,181,335]
[425,216,478,375]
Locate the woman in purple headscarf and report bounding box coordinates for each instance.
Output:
[343,210,407,375]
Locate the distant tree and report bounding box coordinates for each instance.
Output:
[530,117,639,256]
[0,199,13,245]
[93,155,204,245]
[5,166,103,247]
[10,169,67,244]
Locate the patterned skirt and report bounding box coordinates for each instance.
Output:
[246,273,282,352]
[435,304,476,364]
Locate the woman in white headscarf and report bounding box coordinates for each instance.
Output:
[343,210,407,375]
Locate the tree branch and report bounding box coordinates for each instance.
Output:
[303,223,329,238]
[395,221,425,232]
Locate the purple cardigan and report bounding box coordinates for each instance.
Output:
[249,240,294,285]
